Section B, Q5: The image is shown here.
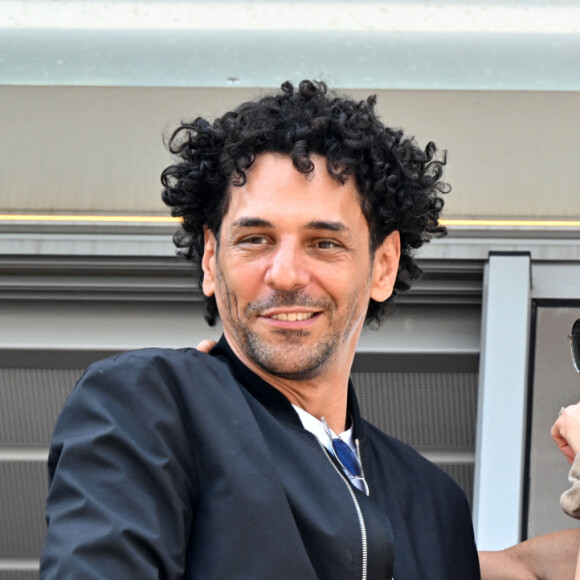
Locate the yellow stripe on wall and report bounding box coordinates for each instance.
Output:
[0,214,180,223]
[0,215,579,228]
[440,219,580,228]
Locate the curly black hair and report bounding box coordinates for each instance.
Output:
[161,80,449,327]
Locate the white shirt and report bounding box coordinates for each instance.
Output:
[292,404,367,493]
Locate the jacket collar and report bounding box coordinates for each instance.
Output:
[211,335,367,440]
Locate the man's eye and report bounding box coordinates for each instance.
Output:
[240,236,268,245]
[316,240,340,249]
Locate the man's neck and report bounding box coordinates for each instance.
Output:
[224,337,352,433]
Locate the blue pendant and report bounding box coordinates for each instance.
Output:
[331,438,363,478]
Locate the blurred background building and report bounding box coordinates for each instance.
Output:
[1,0,580,576]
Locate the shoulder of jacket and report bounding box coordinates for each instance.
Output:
[75,347,235,397]
[96,346,194,362]
[62,347,243,429]
[88,346,219,372]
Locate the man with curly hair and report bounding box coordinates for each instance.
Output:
[41,81,480,579]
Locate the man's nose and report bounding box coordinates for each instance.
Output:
[264,241,310,291]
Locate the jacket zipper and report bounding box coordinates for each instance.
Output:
[316,438,368,580]
[355,439,369,497]
[355,441,395,580]
[356,440,395,580]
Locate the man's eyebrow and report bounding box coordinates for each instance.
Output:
[231,218,348,232]
[305,220,348,232]
[231,217,273,228]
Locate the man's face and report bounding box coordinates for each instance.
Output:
[202,153,399,382]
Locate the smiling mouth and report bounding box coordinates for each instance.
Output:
[269,312,316,322]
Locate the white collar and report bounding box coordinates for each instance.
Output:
[291,404,355,454]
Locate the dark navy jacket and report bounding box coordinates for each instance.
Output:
[41,337,480,579]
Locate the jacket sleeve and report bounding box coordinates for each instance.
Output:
[40,351,198,579]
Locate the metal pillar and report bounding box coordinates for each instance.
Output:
[473,252,531,549]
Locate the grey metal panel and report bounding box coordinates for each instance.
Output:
[421,236,580,262]
[0,462,47,557]
[0,572,39,580]
[527,306,580,538]
[531,263,580,300]
[0,350,122,369]
[2,86,580,221]
[473,253,532,549]
[0,232,176,258]
[352,352,479,374]
[0,369,82,445]
[358,304,481,356]
[0,255,200,301]
[353,371,478,450]
[0,300,223,351]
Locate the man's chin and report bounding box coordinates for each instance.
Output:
[256,361,325,382]
[247,342,332,382]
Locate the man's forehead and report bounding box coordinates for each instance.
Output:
[228,152,353,189]
[216,152,368,231]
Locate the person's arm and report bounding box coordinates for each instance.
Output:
[40,352,198,579]
[479,529,580,580]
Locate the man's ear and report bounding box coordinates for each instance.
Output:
[370,231,401,303]
[201,228,217,297]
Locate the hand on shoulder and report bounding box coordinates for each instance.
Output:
[196,339,217,354]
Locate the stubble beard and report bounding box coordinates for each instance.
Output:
[215,261,370,381]
[242,323,339,381]
[222,288,340,380]
[224,288,368,381]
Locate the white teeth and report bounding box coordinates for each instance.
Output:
[271,312,315,322]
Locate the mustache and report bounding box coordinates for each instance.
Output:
[245,291,331,314]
